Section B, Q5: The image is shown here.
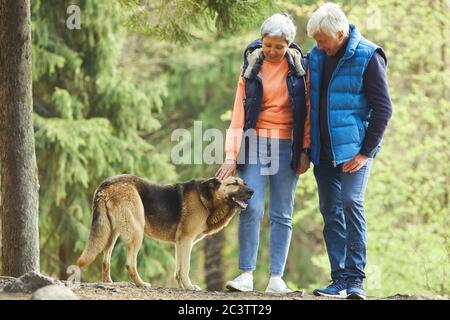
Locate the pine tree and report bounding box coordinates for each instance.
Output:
[0,0,40,277]
[32,0,176,282]
[121,0,273,44]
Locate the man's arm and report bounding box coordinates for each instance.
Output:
[343,50,393,173]
[360,50,393,157]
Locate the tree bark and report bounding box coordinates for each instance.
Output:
[204,231,224,291]
[58,241,68,280]
[0,0,40,276]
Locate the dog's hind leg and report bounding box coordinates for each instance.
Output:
[175,238,201,291]
[123,228,150,289]
[102,233,119,283]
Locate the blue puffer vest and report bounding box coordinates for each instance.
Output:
[309,24,385,166]
[239,39,308,171]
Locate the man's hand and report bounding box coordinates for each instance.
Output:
[215,159,237,180]
[342,153,369,173]
[296,151,310,176]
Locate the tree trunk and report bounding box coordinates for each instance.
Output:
[58,241,68,280]
[0,0,40,276]
[0,184,2,271]
[204,231,224,291]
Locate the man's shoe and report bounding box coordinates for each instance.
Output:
[346,278,366,300]
[313,279,347,298]
[225,273,253,292]
[265,277,293,294]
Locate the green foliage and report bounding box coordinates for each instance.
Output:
[32,0,177,282]
[31,0,448,297]
[121,0,274,44]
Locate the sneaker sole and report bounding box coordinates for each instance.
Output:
[225,283,252,292]
[347,293,367,300]
[313,290,347,299]
[265,289,293,294]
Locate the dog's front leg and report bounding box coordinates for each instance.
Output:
[175,238,201,291]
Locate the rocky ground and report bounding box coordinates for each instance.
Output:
[0,275,446,300]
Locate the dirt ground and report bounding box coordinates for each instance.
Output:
[0,277,444,300]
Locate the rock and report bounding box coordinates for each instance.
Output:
[0,276,16,289]
[4,271,63,293]
[95,284,107,289]
[32,285,79,300]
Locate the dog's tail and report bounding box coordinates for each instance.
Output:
[76,198,112,269]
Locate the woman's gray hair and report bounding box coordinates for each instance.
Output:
[307,2,349,39]
[260,13,297,44]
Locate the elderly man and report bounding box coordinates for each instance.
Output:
[306,3,392,299]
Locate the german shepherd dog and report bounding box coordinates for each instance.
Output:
[76,174,253,290]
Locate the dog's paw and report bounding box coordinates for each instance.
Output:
[186,284,202,291]
[137,282,152,290]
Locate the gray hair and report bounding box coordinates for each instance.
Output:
[307,2,349,39]
[260,13,297,44]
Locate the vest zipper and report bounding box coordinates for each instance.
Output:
[326,58,346,168]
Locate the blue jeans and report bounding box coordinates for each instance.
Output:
[314,158,372,280]
[237,137,299,276]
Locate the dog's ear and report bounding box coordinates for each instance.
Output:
[198,178,220,212]
[202,177,221,190]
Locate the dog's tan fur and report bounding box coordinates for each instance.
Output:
[76,174,253,290]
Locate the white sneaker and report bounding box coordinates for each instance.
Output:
[265,276,293,293]
[225,273,253,292]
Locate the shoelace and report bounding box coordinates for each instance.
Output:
[328,280,346,290]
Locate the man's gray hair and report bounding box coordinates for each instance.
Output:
[260,13,297,44]
[307,2,349,39]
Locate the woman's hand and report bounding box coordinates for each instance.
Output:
[295,151,310,176]
[215,159,237,180]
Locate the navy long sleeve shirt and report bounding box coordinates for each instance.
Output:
[319,40,393,161]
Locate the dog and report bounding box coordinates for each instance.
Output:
[76,174,253,290]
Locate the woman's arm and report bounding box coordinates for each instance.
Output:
[216,74,245,180]
[224,75,246,161]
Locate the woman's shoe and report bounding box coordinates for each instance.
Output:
[265,276,292,293]
[225,273,253,292]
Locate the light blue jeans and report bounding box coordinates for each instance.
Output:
[237,137,299,276]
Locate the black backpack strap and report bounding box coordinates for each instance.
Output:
[301,52,309,71]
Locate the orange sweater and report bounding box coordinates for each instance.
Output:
[225,58,311,161]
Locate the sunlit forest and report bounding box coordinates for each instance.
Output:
[1,0,448,298]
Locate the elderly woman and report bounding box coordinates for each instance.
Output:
[215,13,311,293]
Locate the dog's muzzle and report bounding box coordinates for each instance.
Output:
[230,188,254,209]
